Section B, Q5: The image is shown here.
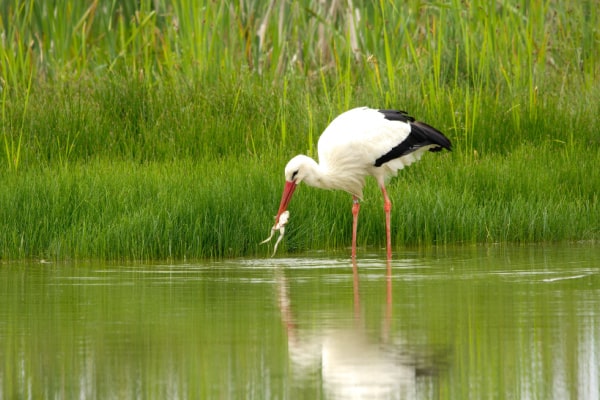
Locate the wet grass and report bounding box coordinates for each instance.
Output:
[0,0,599,259]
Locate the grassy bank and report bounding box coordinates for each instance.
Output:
[0,0,599,259]
[0,144,597,260]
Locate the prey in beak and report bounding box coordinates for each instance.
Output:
[261,180,297,256]
[260,210,290,257]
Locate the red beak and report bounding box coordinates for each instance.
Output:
[275,180,297,224]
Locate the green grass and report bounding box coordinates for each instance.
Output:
[0,0,599,259]
[0,143,597,260]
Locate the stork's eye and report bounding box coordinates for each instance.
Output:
[291,170,299,181]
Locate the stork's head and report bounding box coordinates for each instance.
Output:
[284,155,316,184]
[274,155,316,225]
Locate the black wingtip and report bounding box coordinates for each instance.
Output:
[411,121,452,152]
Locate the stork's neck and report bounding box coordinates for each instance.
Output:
[300,156,331,190]
[300,156,364,198]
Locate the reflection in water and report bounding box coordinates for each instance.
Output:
[1,245,599,399]
[276,259,446,399]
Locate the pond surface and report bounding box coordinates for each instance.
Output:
[1,244,599,399]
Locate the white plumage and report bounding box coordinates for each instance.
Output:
[271,106,451,259]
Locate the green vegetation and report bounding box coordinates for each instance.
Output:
[0,0,598,260]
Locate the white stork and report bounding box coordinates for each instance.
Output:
[271,106,451,259]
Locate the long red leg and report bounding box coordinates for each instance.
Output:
[380,185,392,260]
[351,196,360,259]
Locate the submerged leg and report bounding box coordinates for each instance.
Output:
[352,258,360,318]
[380,185,392,260]
[352,196,360,259]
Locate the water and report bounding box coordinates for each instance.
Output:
[1,244,599,399]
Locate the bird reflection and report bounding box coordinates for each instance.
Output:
[276,259,445,400]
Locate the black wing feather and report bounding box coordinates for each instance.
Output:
[377,109,415,123]
[374,110,452,167]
